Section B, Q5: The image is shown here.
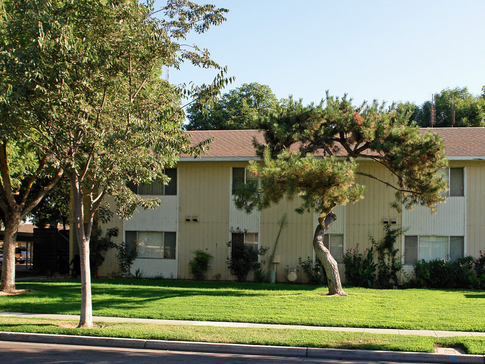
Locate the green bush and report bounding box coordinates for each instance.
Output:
[371,225,403,288]
[409,256,481,289]
[298,256,327,285]
[189,250,213,281]
[343,244,376,288]
[476,251,485,277]
[227,241,268,282]
[115,241,137,277]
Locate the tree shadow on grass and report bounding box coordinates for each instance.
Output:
[8,279,332,321]
[464,293,485,299]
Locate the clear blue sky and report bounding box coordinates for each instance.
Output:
[161,0,485,106]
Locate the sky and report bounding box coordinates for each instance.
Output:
[161,0,485,107]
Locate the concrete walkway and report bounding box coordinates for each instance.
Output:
[1,312,485,363]
[1,311,485,338]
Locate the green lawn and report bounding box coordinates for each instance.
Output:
[0,316,484,355]
[2,279,484,332]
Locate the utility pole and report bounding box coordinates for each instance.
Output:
[451,94,455,127]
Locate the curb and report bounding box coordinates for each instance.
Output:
[1,332,484,364]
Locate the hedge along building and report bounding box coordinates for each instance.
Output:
[98,127,485,282]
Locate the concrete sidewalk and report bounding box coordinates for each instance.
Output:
[2,311,485,338]
[1,312,484,363]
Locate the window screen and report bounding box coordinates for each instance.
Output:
[232,168,245,194]
[404,236,418,264]
[449,168,464,197]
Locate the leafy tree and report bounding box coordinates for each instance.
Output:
[186,82,279,130]
[235,95,448,296]
[406,87,485,127]
[0,139,63,292]
[27,175,70,230]
[0,1,66,293]
[4,0,230,327]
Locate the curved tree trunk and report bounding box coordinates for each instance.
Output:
[0,212,20,293]
[313,211,347,296]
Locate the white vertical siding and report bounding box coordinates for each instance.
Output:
[124,196,178,232]
[402,197,465,236]
[229,200,260,233]
[131,258,177,279]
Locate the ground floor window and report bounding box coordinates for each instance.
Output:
[404,235,464,264]
[324,234,344,263]
[125,231,176,259]
[231,232,258,251]
[230,232,259,259]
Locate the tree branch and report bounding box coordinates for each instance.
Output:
[21,167,64,219]
[355,171,418,195]
[18,154,48,208]
[0,141,18,209]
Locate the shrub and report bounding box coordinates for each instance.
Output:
[115,241,137,277]
[252,267,266,283]
[476,251,485,277]
[371,225,403,288]
[343,244,376,288]
[410,256,479,289]
[227,241,268,282]
[189,250,213,281]
[90,227,117,277]
[298,256,327,285]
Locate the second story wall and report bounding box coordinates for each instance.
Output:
[177,161,232,280]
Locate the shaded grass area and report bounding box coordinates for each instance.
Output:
[0,317,484,355]
[2,279,485,332]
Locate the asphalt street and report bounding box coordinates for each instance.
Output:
[0,341,431,364]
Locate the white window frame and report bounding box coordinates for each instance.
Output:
[230,232,259,252]
[128,168,177,196]
[125,230,177,260]
[442,167,465,197]
[404,235,464,264]
[232,167,258,195]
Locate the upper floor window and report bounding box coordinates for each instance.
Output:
[442,167,464,197]
[232,167,258,195]
[128,168,177,196]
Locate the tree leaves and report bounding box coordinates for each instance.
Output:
[237,94,448,218]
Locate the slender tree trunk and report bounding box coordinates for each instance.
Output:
[78,235,93,328]
[313,211,347,296]
[0,212,20,293]
[71,174,93,328]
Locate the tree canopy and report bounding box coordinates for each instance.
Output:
[235,95,448,295]
[2,0,230,327]
[402,87,485,127]
[186,82,279,130]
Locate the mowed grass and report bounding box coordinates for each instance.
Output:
[1,316,484,355]
[2,279,485,332]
